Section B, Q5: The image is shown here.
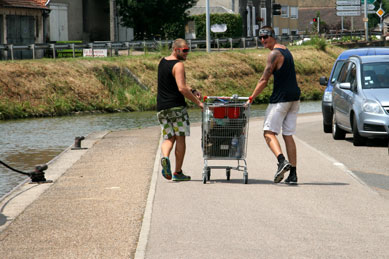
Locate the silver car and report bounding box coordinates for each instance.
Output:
[332,55,389,146]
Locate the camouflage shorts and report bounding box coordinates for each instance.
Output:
[157,106,190,140]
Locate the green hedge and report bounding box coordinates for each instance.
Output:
[191,13,243,39]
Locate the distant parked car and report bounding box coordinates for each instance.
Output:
[319,48,389,133]
[332,55,389,146]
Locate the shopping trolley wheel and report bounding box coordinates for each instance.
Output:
[226,168,231,181]
[243,171,248,184]
[206,167,211,181]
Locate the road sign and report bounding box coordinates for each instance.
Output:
[337,11,361,16]
[367,4,375,10]
[336,0,360,5]
[362,9,376,14]
[361,0,376,4]
[376,8,385,17]
[336,5,360,11]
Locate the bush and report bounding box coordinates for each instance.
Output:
[302,36,327,51]
[191,13,243,39]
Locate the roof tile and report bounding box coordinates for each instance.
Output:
[0,0,48,9]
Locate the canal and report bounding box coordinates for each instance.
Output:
[0,101,321,198]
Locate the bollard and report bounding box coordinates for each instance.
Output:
[72,136,87,150]
[29,164,52,183]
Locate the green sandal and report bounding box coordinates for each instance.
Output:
[161,157,172,180]
[172,170,191,181]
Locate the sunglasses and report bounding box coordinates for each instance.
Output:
[259,35,269,40]
[177,48,190,53]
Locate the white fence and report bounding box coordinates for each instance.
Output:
[0,31,384,61]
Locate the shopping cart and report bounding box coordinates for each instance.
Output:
[201,94,251,184]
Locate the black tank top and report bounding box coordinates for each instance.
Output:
[270,48,300,103]
[157,58,187,111]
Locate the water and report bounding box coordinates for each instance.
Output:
[0,101,321,198]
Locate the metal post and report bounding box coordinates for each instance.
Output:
[380,2,384,38]
[351,17,354,31]
[110,0,116,42]
[229,38,233,50]
[317,17,320,34]
[30,44,35,59]
[51,43,55,59]
[71,43,75,58]
[206,0,211,52]
[9,44,13,60]
[364,0,368,41]
[216,38,220,51]
[188,39,192,51]
[255,37,258,48]
[108,42,112,57]
[91,43,94,57]
[126,42,130,56]
[252,6,256,37]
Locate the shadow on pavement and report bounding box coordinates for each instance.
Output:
[191,179,349,186]
[345,137,389,148]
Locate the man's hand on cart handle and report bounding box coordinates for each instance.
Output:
[246,96,253,106]
[191,89,203,110]
[191,89,202,100]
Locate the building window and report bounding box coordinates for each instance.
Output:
[290,7,298,19]
[282,28,289,35]
[291,30,298,35]
[281,6,289,18]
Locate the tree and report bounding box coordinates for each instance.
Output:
[116,0,198,40]
[368,0,389,30]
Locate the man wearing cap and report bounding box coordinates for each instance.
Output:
[249,26,301,184]
[157,38,203,181]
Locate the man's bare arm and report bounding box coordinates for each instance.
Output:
[249,50,281,100]
[173,62,203,108]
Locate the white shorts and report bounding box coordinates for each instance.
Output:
[263,101,300,135]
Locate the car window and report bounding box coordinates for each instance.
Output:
[337,61,350,83]
[347,63,357,90]
[362,62,389,89]
[330,60,345,83]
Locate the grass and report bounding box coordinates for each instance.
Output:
[0,45,345,120]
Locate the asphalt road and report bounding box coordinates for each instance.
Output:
[295,113,389,199]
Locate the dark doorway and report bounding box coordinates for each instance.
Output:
[6,15,35,59]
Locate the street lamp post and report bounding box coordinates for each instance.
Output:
[206,0,211,52]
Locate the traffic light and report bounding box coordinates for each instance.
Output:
[313,17,318,22]
[272,3,281,15]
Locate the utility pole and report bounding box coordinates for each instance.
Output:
[206,0,211,52]
[380,1,383,36]
[266,0,271,26]
[364,0,368,41]
[110,0,116,42]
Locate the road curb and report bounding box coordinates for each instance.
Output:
[134,133,162,259]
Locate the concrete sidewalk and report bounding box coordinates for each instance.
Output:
[0,115,388,258]
[142,115,389,259]
[0,127,161,258]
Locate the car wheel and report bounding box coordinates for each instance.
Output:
[332,113,346,140]
[352,116,366,146]
[323,122,332,133]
